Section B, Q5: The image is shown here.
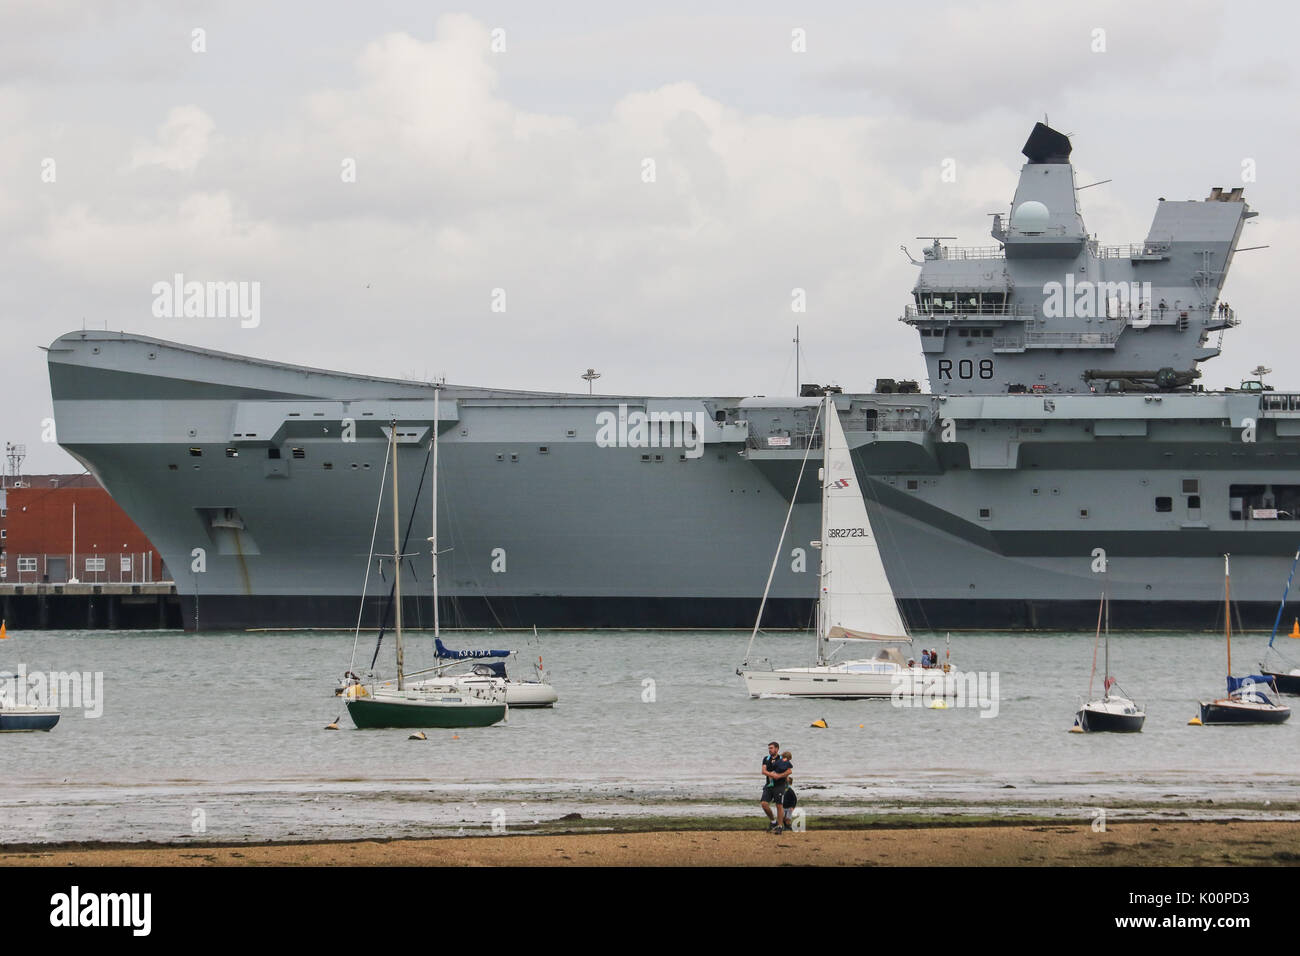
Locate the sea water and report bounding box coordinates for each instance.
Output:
[2,629,1298,843]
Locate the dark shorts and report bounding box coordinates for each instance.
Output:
[762,781,788,803]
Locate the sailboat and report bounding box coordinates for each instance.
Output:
[344,415,508,730]
[1072,590,1144,732]
[1196,554,1291,726]
[739,392,957,699]
[1260,549,1300,695]
[422,637,559,708]
[407,386,557,708]
[0,675,60,732]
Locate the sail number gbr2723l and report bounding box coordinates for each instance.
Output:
[827,528,869,538]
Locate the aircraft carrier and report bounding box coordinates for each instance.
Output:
[47,123,1300,631]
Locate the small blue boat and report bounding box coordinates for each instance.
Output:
[0,705,60,732]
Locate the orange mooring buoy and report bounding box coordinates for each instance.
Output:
[1291,618,1300,639]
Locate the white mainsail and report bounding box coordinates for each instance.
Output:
[818,396,909,642]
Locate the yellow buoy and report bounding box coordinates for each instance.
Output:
[0,620,7,640]
[1188,715,1203,726]
[1068,724,1084,733]
[324,721,339,730]
[810,718,828,729]
[408,731,427,740]
[858,723,864,728]
[927,700,948,709]
[1290,618,1300,639]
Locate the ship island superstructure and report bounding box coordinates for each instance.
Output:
[46,123,1300,631]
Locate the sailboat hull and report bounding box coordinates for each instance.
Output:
[742,665,958,699]
[0,709,60,732]
[1075,702,1144,733]
[345,694,507,729]
[1262,671,1300,696]
[1198,699,1291,725]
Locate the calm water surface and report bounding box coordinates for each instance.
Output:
[2,628,1298,843]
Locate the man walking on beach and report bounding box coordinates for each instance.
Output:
[760,741,792,833]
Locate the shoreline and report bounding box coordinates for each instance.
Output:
[4,818,1299,867]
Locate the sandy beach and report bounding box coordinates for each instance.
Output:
[3,820,1298,867]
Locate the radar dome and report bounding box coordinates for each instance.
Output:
[1011,200,1050,234]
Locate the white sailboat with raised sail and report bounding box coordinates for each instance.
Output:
[739,392,957,699]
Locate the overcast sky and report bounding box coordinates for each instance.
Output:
[2,0,1295,472]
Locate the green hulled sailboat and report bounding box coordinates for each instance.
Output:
[344,403,508,729]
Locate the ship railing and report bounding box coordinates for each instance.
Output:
[863,414,931,433]
[902,304,1036,320]
[0,552,162,585]
[1259,394,1300,415]
[746,413,931,449]
[1020,327,1123,347]
[921,245,1006,261]
[1093,241,1173,259]
[746,432,823,451]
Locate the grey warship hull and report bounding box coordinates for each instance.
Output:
[45,123,1300,632]
[44,331,1300,633]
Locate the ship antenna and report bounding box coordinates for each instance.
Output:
[794,325,800,395]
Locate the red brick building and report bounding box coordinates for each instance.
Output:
[0,474,165,583]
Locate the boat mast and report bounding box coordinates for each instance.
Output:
[1224,553,1232,678]
[816,391,831,666]
[432,386,440,641]
[1103,588,1110,698]
[1267,548,1300,649]
[391,423,404,690]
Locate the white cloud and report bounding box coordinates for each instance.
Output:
[2,4,1298,473]
[128,105,215,171]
